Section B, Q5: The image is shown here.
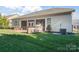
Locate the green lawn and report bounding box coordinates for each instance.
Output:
[0,29,79,52]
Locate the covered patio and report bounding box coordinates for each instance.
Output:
[18,19,45,33]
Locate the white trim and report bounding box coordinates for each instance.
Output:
[19,20,21,28]
[45,18,47,31]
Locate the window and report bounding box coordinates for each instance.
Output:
[32,23,34,26]
[29,23,30,27]
[12,20,19,27]
[47,18,51,25]
[15,20,18,26]
[28,20,34,22]
[28,22,34,27]
[36,20,42,24]
[28,20,34,27]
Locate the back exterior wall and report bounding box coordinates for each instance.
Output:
[50,14,72,32]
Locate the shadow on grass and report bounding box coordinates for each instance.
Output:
[0,33,79,52]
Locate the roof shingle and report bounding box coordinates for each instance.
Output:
[13,8,75,19]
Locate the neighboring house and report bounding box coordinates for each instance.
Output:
[6,14,19,27]
[9,8,75,33]
[72,19,79,33]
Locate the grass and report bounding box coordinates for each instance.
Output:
[0,29,79,52]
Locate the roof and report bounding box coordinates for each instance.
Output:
[6,14,19,19]
[13,8,75,19]
[72,19,79,25]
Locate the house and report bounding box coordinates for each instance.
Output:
[9,8,75,33]
[6,14,19,28]
[72,19,79,33]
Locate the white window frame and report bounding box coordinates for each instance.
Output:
[47,18,51,25]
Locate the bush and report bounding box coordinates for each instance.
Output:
[46,25,51,32]
[0,27,14,29]
[0,15,9,29]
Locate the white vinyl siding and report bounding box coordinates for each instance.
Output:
[51,14,72,32]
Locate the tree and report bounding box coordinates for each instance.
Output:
[46,25,51,32]
[0,15,9,29]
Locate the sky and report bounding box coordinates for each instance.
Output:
[0,0,79,19]
[0,6,79,19]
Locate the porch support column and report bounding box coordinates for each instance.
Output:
[45,18,47,31]
[19,20,21,28]
[27,19,28,28]
[34,19,36,26]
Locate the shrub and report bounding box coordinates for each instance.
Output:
[0,15,9,29]
[46,25,51,32]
